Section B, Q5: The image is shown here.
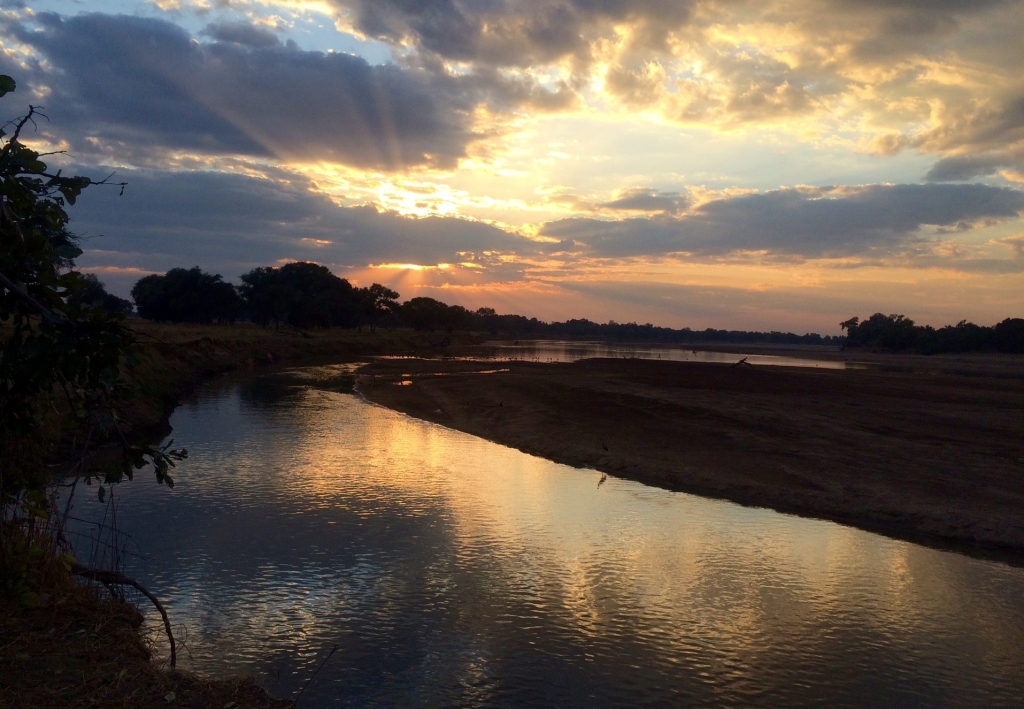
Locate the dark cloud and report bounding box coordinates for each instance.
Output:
[14,13,479,169]
[925,154,1010,181]
[67,167,533,290]
[601,188,688,214]
[337,0,695,68]
[541,184,1024,258]
[200,21,281,47]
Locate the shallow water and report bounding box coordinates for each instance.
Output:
[68,365,1024,707]
[468,340,847,369]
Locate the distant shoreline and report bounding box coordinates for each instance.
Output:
[358,352,1024,565]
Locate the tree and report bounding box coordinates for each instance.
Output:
[239,261,361,328]
[68,273,133,315]
[131,267,240,323]
[0,76,183,600]
[400,297,472,332]
[840,313,919,352]
[359,283,400,332]
[994,318,1024,353]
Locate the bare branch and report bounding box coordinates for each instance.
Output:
[71,563,177,668]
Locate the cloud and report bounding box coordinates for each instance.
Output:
[14,13,481,169]
[600,188,688,214]
[67,167,535,284]
[200,21,281,47]
[338,0,696,69]
[541,183,1024,258]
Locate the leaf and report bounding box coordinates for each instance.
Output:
[164,691,176,702]
[0,75,15,97]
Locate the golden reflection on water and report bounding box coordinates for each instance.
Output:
[73,367,1024,707]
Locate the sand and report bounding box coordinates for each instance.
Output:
[358,352,1024,562]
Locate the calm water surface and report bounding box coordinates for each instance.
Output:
[468,341,848,369]
[70,365,1023,707]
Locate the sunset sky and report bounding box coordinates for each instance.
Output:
[4,0,1024,333]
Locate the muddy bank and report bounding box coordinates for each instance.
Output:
[358,354,1024,561]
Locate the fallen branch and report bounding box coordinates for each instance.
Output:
[70,562,176,668]
[294,644,338,705]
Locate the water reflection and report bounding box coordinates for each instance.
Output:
[465,340,847,369]
[67,366,1024,707]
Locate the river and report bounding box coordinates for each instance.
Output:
[67,364,1024,707]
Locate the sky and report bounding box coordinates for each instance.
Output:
[3,0,1024,333]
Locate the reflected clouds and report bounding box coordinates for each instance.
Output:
[66,370,1024,706]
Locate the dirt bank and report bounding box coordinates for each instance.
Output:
[358,353,1024,561]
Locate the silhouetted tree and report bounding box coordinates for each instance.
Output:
[358,283,400,332]
[68,273,133,315]
[237,266,286,327]
[132,267,240,323]
[841,313,919,351]
[841,313,1022,354]
[400,297,475,332]
[994,318,1024,353]
[239,261,360,328]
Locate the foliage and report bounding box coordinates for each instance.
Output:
[359,283,400,332]
[238,261,361,329]
[0,76,185,595]
[841,313,1024,353]
[132,266,240,323]
[399,296,473,333]
[68,273,133,315]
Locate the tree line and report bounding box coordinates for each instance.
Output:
[841,313,1024,353]
[125,263,846,344]
[96,265,1024,353]
[130,263,399,331]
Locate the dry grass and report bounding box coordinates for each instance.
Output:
[0,582,290,708]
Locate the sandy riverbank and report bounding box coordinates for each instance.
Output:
[358,352,1024,562]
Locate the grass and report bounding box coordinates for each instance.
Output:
[1,580,290,708]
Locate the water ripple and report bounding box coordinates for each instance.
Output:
[65,367,1024,708]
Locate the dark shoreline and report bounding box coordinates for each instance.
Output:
[357,352,1024,566]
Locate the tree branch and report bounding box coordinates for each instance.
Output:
[0,269,64,321]
[71,563,177,668]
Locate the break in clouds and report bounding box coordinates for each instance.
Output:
[1,1,1022,325]
[67,168,1024,292]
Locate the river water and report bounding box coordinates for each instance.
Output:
[68,364,1024,707]
[467,340,848,369]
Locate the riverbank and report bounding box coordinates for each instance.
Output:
[115,322,482,444]
[358,352,1024,561]
[0,582,290,708]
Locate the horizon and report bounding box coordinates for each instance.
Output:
[6,1,1024,335]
